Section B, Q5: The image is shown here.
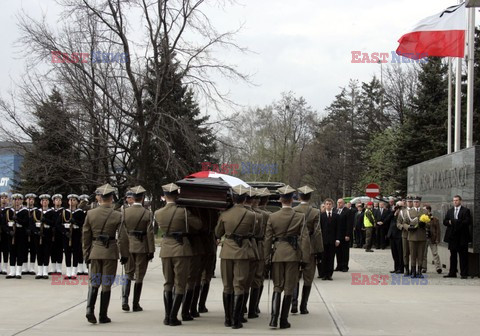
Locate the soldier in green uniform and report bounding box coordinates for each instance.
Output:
[83,184,127,324]
[154,183,202,326]
[405,196,429,278]
[264,185,310,329]
[397,196,413,275]
[291,186,323,315]
[119,186,155,312]
[215,185,255,329]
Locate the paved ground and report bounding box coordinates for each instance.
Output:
[1,247,479,336]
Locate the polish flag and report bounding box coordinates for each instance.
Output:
[396,3,466,59]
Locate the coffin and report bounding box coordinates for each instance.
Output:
[175,177,233,210]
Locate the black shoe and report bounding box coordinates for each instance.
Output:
[163,291,173,325]
[190,285,200,317]
[461,275,468,279]
[232,294,244,329]
[198,283,210,313]
[35,275,42,279]
[389,270,396,273]
[279,295,292,329]
[15,275,21,279]
[86,286,99,324]
[300,286,311,314]
[99,291,111,323]
[169,294,184,326]
[417,266,424,279]
[341,268,348,272]
[437,269,443,274]
[269,292,281,328]
[404,266,410,276]
[365,249,374,252]
[122,279,131,311]
[443,274,457,278]
[290,283,299,314]
[181,289,194,321]
[256,285,263,314]
[410,266,417,278]
[223,293,233,327]
[248,287,260,318]
[395,270,403,274]
[132,282,143,312]
[322,276,328,281]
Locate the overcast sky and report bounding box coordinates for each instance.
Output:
[0,0,472,119]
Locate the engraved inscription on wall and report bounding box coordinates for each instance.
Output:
[420,165,469,192]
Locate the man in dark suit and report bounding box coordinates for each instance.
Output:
[387,201,404,273]
[334,199,353,272]
[375,201,391,249]
[320,199,340,280]
[443,195,472,279]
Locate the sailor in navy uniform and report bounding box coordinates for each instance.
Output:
[5,194,29,279]
[32,194,54,279]
[50,194,64,275]
[24,193,38,275]
[0,192,11,275]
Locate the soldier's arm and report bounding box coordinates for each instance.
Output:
[186,208,203,231]
[118,213,130,258]
[313,212,324,253]
[396,212,404,230]
[263,217,273,259]
[146,212,155,253]
[299,215,310,262]
[82,213,92,261]
[214,214,225,239]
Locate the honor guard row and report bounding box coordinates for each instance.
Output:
[0,192,89,279]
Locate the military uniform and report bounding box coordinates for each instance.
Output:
[118,185,155,312]
[154,183,202,326]
[32,194,54,279]
[4,194,29,279]
[404,196,429,277]
[0,192,11,275]
[215,185,255,329]
[264,186,310,329]
[291,186,323,315]
[50,194,64,275]
[397,197,413,275]
[62,194,86,279]
[83,184,126,324]
[24,194,38,275]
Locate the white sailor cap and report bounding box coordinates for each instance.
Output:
[25,193,38,199]
[39,194,51,200]
[52,194,63,200]
[11,193,24,200]
[67,194,79,200]
[79,194,89,201]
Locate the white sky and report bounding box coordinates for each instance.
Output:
[0,0,473,119]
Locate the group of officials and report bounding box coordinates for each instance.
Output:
[0,192,88,279]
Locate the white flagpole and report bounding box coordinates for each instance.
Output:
[466,7,475,148]
[448,57,452,154]
[454,55,462,152]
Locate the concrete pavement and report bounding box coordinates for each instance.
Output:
[1,248,479,336]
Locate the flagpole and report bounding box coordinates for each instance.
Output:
[448,57,452,154]
[455,56,462,152]
[466,6,475,148]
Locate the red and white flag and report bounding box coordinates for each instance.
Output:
[396,3,466,59]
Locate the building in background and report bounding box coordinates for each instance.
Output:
[0,142,24,194]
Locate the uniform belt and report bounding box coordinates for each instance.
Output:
[94,236,116,241]
[129,231,147,236]
[255,236,264,242]
[163,232,188,238]
[274,235,297,242]
[225,234,249,240]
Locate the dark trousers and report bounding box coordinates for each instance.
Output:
[390,238,403,272]
[8,230,27,266]
[320,243,335,277]
[63,234,81,267]
[34,233,52,266]
[25,235,36,263]
[354,227,364,247]
[0,232,9,263]
[449,245,468,276]
[51,232,63,264]
[335,240,350,270]
[375,225,387,249]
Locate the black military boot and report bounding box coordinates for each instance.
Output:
[417,266,424,279]
[198,282,210,313]
[223,293,233,327]
[279,295,292,329]
[190,285,201,317]
[256,285,263,314]
[169,294,184,326]
[99,291,112,323]
[404,264,410,276]
[300,285,312,314]
[240,292,248,323]
[248,287,260,318]
[269,292,281,328]
[86,286,99,324]
[232,294,244,329]
[291,282,299,313]
[163,291,173,325]
[181,289,194,321]
[132,282,143,312]
[410,266,417,278]
[122,279,131,311]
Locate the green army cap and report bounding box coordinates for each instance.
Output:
[129,185,147,195]
[297,185,315,195]
[277,185,296,197]
[232,185,250,196]
[96,184,116,196]
[162,183,179,195]
[258,188,271,197]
